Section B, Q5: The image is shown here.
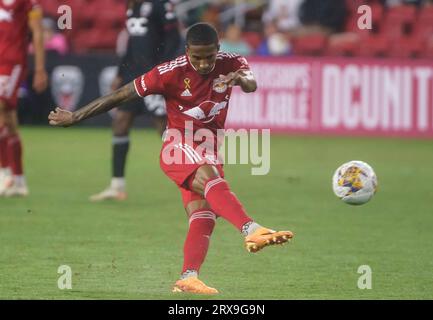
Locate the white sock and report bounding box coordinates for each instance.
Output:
[0,168,11,177]
[242,221,262,236]
[180,270,198,280]
[14,175,26,187]
[111,177,125,191]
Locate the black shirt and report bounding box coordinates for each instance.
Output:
[118,0,181,81]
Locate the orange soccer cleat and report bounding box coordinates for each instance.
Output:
[172,277,219,295]
[245,227,294,253]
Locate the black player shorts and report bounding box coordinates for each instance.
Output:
[119,94,167,117]
[118,64,167,117]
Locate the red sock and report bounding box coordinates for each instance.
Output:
[182,210,216,274]
[7,134,23,175]
[204,177,252,232]
[0,127,8,169]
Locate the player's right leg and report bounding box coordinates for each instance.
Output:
[0,64,26,197]
[0,100,12,193]
[172,196,219,295]
[89,109,134,201]
[191,164,294,253]
[0,109,28,197]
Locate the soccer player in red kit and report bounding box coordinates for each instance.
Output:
[0,0,48,196]
[49,23,294,294]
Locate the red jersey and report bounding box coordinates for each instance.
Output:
[0,0,40,66]
[134,52,251,135]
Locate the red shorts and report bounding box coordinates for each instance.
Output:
[0,64,25,110]
[159,137,224,207]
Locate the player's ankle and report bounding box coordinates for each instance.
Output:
[241,221,262,236]
[13,175,26,188]
[0,168,11,177]
[110,177,126,191]
[180,269,198,280]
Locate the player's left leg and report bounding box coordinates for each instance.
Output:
[191,164,294,253]
[0,109,27,197]
[0,101,12,193]
[89,109,134,201]
[172,196,219,295]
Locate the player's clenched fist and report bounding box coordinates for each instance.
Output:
[48,107,75,127]
[218,69,256,92]
[219,71,242,87]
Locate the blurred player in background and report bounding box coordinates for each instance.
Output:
[0,0,48,197]
[90,0,181,201]
[49,23,294,294]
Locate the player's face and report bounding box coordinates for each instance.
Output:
[186,44,219,75]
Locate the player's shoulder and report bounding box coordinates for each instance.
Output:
[217,51,248,63]
[217,51,250,69]
[216,51,242,60]
[155,54,188,75]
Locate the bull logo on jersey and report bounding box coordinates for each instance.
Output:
[51,66,84,112]
[183,100,228,123]
[0,9,12,22]
[212,78,228,94]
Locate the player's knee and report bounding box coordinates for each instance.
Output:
[0,99,7,113]
[191,165,220,195]
[185,200,211,218]
[3,112,18,134]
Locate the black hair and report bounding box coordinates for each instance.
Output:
[186,23,219,47]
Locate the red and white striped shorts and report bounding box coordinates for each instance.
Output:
[0,64,24,110]
[159,138,224,207]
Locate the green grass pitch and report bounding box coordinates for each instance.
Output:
[0,126,432,299]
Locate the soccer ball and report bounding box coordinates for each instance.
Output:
[332,160,378,205]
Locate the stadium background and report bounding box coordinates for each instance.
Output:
[2,0,433,300]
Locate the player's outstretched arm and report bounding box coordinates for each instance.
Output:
[49,82,138,127]
[220,69,257,93]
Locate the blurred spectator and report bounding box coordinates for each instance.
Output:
[41,17,68,55]
[257,21,291,56]
[220,24,252,56]
[298,0,349,35]
[29,17,68,56]
[201,4,222,32]
[263,0,303,32]
[267,33,292,56]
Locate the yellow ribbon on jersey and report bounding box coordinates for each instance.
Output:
[184,78,191,89]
